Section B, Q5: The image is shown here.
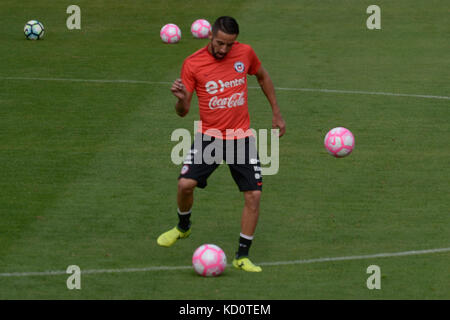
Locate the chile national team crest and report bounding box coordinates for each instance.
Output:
[234,61,245,73]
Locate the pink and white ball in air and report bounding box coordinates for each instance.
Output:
[192,244,227,277]
[160,23,181,44]
[324,127,355,158]
[191,19,211,39]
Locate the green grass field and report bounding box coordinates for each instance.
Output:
[0,0,449,300]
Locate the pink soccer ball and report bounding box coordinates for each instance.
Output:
[160,23,181,44]
[324,127,355,158]
[192,244,227,277]
[190,19,211,39]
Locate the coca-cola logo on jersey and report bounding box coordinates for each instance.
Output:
[205,77,246,110]
[205,77,246,95]
[209,92,245,109]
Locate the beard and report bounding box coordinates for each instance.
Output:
[211,45,226,60]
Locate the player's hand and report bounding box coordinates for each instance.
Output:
[272,113,286,137]
[171,78,187,101]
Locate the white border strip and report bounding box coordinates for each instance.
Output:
[1,76,449,100]
[1,247,448,277]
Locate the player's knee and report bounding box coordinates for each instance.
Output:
[244,190,261,210]
[178,178,197,194]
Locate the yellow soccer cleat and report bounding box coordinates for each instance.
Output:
[157,226,191,247]
[232,257,262,272]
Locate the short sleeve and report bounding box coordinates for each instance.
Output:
[247,46,262,75]
[181,59,195,93]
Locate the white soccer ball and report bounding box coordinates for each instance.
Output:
[160,23,181,44]
[24,20,45,40]
[190,19,211,39]
[192,244,227,277]
[324,127,355,158]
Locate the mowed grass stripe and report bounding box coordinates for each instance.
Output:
[0,81,178,270]
[1,76,449,100]
[1,247,448,277]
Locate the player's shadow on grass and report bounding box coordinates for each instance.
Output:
[184,270,230,278]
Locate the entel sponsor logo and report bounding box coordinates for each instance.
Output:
[205,77,246,94]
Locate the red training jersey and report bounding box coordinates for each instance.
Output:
[181,42,261,139]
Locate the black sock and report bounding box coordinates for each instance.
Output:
[236,235,253,258]
[177,209,191,232]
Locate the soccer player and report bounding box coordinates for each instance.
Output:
[157,16,285,272]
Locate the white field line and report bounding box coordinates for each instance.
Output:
[264,86,450,100]
[0,247,448,278]
[1,76,449,100]
[0,76,172,86]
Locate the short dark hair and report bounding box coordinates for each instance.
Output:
[212,16,239,36]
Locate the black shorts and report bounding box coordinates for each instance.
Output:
[178,133,262,191]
